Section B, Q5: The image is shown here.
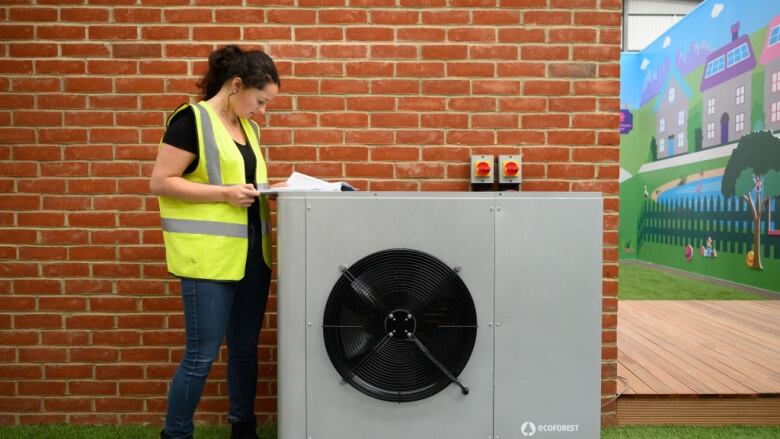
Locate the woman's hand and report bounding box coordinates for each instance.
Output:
[223,183,260,208]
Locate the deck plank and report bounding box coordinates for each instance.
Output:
[618,301,780,396]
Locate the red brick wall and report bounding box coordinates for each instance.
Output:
[0,0,621,427]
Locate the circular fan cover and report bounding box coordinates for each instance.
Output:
[323,249,477,402]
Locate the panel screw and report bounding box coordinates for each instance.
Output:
[307,322,312,327]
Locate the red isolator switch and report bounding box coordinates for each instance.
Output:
[475,160,492,177]
[503,160,519,177]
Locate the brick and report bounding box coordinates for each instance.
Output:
[397,62,445,77]
[549,63,597,78]
[396,130,445,145]
[449,97,496,112]
[421,10,468,25]
[61,43,110,57]
[574,80,620,96]
[472,81,521,95]
[373,79,419,94]
[0,25,34,40]
[575,11,621,26]
[473,10,521,24]
[447,62,494,77]
[9,7,58,22]
[60,8,110,22]
[37,26,86,40]
[421,114,468,129]
[9,43,58,58]
[473,114,518,129]
[319,9,367,24]
[574,46,621,62]
[294,129,344,144]
[523,114,570,129]
[526,81,572,98]
[371,10,418,24]
[321,113,368,128]
[370,45,417,59]
[320,45,366,59]
[346,62,393,77]
[421,45,468,60]
[471,46,518,60]
[346,27,394,41]
[344,163,393,178]
[268,9,316,24]
[448,28,496,42]
[497,62,546,77]
[447,130,496,145]
[522,46,569,61]
[295,27,341,41]
[550,28,598,43]
[371,113,418,128]
[398,28,445,42]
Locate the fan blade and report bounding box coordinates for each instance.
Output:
[341,334,391,384]
[409,269,459,315]
[340,266,390,313]
[408,335,469,395]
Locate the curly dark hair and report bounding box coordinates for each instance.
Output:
[197,45,280,100]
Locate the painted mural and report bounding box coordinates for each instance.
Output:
[620,0,780,292]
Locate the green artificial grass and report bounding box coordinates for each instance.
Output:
[1,425,780,439]
[0,424,275,439]
[602,425,780,438]
[618,263,766,300]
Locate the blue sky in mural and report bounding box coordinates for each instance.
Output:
[621,0,780,109]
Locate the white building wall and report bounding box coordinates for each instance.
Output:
[624,0,703,51]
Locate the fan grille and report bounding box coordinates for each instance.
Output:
[323,249,477,402]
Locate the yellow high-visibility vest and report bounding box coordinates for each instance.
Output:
[158,101,272,280]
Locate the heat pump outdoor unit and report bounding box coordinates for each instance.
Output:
[277,192,602,439]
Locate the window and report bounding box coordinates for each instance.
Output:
[707,98,715,115]
[668,87,676,103]
[770,24,780,47]
[705,56,725,78]
[678,132,685,149]
[735,113,745,132]
[659,118,665,133]
[726,43,750,67]
[773,71,780,93]
[678,110,685,126]
[772,101,780,122]
[736,85,745,105]
[707,122,715,139]
[659,138,665,152]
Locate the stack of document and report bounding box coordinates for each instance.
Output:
[260,172,356,193]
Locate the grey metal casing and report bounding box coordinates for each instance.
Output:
[277,192,602,439]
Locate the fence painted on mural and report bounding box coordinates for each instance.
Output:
[639,196,779,259]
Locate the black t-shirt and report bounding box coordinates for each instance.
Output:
[162,107,262,249]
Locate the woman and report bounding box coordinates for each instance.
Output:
[150,45,283,439]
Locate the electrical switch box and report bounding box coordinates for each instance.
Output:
[498,155,521,190]
[470,155,494,190]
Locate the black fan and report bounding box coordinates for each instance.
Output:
[323,249,477,402]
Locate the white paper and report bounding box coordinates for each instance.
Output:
[258,172,355,193]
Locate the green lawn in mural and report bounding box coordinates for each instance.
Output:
[618,263,767,300]
[637,241,780,292]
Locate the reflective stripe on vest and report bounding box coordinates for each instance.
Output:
[192,104,222,185]
[161,218,247,238]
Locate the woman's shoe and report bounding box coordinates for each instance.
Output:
[230,420,260,439]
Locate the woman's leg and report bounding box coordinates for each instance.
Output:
[225,253,271,424]
[164,278,235,438]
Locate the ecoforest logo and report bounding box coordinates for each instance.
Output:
[520,421,580,436]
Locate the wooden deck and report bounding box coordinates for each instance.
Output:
[617,301,780,425]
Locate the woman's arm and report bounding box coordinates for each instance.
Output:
[150,143,259,208]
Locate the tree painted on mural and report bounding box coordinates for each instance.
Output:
[721,131,780,270]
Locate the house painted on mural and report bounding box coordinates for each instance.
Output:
[655,67,691,158]
[700,22,756,148]
[761,15,780,132]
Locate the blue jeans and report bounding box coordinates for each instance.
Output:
[163,248,271,439]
